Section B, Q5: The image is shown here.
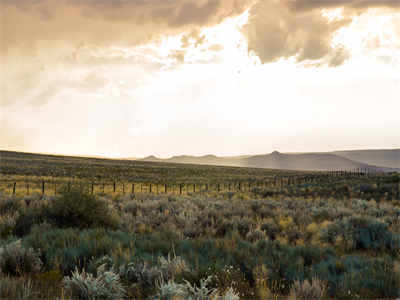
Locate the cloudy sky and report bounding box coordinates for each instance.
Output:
[1,0,399,158]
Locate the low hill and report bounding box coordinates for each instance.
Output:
[140,154,247,167]
[138,150,399,172]
[244,151,382,171]
[334,149,400,169]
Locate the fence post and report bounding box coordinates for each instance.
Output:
[217,183,220,192]
[179,184,182,195]
[113,181,116,193]
[91,182,94,194]
[132,183,135,194]
[164,184,167,193]
[193,183,196,193]
[42,181,45,195]
[12,182,16,195]
[149,184,152,193]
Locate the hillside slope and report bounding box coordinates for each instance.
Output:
[244,151,378,171]
[334,149,400,169]
[139,150,399,172]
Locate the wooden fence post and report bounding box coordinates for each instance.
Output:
[12,182,16,195]
[149,184,152,193]
[91,182,94,194]
[42,181,45,195]
[164,184,167,193]
[193,183,196,193]
[122,183,125,194]
[132,183,135,194]
[179,184,183,195]
[113,181,116,193]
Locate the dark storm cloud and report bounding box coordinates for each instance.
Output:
[1,0,400,109]
[289,0,400,11]
[243,0,399,65]
[1,0,250,56]
[1,0,251,106]
[243,0,351,65]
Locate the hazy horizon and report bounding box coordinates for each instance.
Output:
[2,0,400,158]
[1,147,399,161]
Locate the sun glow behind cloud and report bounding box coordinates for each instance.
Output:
[1,2,400,158]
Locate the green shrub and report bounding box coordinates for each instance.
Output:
[0,217,15,239]
[0,198,21,215]
[235,219,252,238]
[33,269,64,299]
[119,260,162,288]
[0,241,42,276]
[115,254,188,289]
[155,276,240,300]
[0,225,13,239]
[155,279,186,299]
[210,265,251,299]
[261,221,280,240]
[314,256,399,298]
[13,209,45,237]
[320,217,400,254]
[46,189,118,230]
[289,277,326,300]
[0,277,34,299]
[22,227,135,274]
[158,253,190,281]
[64,267,126,299]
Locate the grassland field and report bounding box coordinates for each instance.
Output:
[0,150,399,299]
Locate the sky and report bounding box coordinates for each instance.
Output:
[1,0,400,158]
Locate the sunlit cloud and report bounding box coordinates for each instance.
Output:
[1,0,400,157]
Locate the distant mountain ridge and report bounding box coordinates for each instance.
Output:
[138,149,400,172]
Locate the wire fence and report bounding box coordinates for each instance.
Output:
[0,169,378,196]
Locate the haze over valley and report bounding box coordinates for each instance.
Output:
[139,148,400,171]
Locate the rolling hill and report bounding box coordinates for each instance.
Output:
[334,149,400,169]
[139,149,400,172]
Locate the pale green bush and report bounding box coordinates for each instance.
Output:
[63,266,126,299]
[155,276,240,300]
[289,277,326,300]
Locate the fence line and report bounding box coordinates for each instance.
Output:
[0,168,379,196]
